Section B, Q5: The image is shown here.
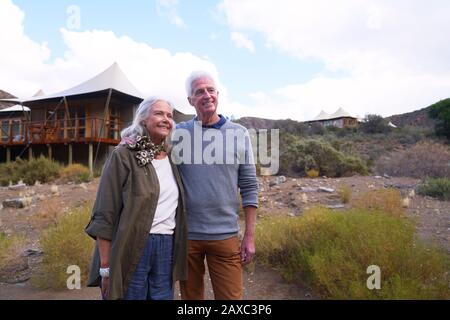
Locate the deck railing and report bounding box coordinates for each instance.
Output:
[0,117,123,145]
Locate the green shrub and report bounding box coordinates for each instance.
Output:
[32,202,94,289]
[418,178,450,200]
[360,114,392,134]
[280,138,369,177]
[0,161,21,186]
[59,164,91,184]
[0,156,61,186]
[256,207,449,299]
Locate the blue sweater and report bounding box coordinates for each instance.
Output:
[172,118,259,240]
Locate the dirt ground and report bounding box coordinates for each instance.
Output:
[0,175,448,300]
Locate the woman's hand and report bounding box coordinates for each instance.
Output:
[101,276,110,300]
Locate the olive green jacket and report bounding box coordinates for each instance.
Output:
[85,145,187,300]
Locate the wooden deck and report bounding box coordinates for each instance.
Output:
[0,117,122,146]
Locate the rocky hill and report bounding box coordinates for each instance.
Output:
[386,106,436,130]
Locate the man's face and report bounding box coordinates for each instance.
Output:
[188,77,219,119]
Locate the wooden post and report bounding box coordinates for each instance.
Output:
[6,147,11,163]
[68,144,73,166]
[47,144,52,160]
[89,143,93,177]
[28,146,33,161]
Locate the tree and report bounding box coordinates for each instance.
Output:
[359,114,391,134]
[428,98,450,139]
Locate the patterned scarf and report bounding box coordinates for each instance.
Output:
[125,135,165,166]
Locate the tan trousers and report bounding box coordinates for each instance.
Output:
[180,236,242,300]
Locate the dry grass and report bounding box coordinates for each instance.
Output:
[256,207,450,299]
[27,198,61,229]
[59,164,91,184]
[31,202,94,289]
[337,184,352,204]
[352,188,405,216]
[0,233,26,279]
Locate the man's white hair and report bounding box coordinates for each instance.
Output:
[185,71,217,97]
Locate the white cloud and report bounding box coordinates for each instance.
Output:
[0,0,226,115]
[156,0,186,29]
[219,0,450,118]
[230,32,255,53]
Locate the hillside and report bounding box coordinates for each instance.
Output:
[386,106,436,131]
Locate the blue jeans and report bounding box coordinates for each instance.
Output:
[124,234,174,300]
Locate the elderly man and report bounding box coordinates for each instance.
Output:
[174,71,258,300]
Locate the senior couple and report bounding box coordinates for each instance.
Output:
[85,71,259,300]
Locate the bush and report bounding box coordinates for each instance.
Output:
[280,138,369,177]
[256,207,449,299]
[428,98,450,139]
[375,141,450,179]
[59,164,91,184]
[0,161,21,186]
[32,202,94,289]
[352,188,405,216]
[338,185,352,204]
[418,178,450,200]
[0,233,26,279]
[306,169,319,178]
[360,114,392,134]
[0,156,61,186]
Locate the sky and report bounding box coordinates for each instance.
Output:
[1,0,450,121]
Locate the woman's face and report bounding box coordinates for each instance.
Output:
[144,100,173,143]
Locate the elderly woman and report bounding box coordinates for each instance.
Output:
[85,97,187,300]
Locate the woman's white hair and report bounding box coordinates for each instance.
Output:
[185,71,216,97]
[121,96,174,140]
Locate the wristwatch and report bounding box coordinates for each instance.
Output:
[99,267,110,278]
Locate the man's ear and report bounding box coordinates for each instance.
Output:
[187,97,193,106]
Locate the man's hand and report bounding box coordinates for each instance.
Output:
[241,205,257,265]
[241,233,255,265]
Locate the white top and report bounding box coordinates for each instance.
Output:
[150,156,179,235]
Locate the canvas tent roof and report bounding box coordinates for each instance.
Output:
[0,62,144,105]
[309,107,356,121]
[0,105,30,112]
[313,110,331,121]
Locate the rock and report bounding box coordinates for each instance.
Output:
[383,173,391,179]
[288,213,296,217]
[301,193,308,204]
[3,197,32,209]
[318,187,335,193]
[8,183,27,190]
[79,183,88,190]
[300,187,318,193]
[34,181,41,186]
[408,189,415,198]
[269,181,277,187]
[402,197,410,208]
[326,204,345,209]
[374,176,383,179]
[50,185,59,194]
[22,248,43,257]
[276,176,287,184]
